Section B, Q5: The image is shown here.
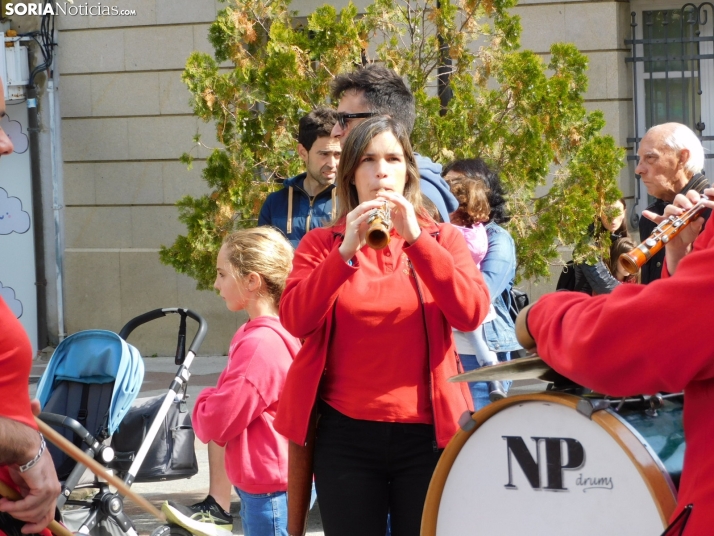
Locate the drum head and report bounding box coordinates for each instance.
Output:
[423,393,677,535]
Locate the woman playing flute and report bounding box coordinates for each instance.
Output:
[274,116,489,536]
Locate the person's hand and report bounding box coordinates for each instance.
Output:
[642,188,714,274]
[338,199,388,262]
[515,303,537,352]
[376,190,421,244]
[0,439,60,534]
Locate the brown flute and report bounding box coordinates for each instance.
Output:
[619,194,710,275]
[366,200,392,250]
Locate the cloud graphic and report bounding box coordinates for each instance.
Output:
[0,187,31,234]
[0,282,23,318]
[0,113,28,154]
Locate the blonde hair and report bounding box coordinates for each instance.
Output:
[221,227,294,307]
[448,177,491,226]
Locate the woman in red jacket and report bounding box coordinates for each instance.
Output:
[274,116,490,536]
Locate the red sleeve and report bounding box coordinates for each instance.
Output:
[192,330,269,445]
[279,229,356,339]
[527,224,714,395]
[405,224,490,332]
[0,298,36,430]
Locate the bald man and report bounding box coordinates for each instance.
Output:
[635,122,708,284]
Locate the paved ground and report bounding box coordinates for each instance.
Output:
[31,354,546,536]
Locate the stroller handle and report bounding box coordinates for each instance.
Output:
[118,308,208,355]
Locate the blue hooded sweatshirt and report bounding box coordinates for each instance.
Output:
[258,173,336,249]
[415,154,458,222]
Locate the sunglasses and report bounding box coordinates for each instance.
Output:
[337,112,378,130]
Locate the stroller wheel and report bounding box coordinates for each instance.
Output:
[151,524,194,536]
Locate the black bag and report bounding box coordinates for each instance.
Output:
[556,260,577,291]
[110,395,198,482]
[506,286,530,323]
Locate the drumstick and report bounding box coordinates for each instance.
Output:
[35,418,165,522]
[0,481,74,536]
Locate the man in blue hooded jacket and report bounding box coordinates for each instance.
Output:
[330,65,458,222]
[258,107,341,248]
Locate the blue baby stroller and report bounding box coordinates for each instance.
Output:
[34,308,207,536]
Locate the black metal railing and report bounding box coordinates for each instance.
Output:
[625,3,714,162]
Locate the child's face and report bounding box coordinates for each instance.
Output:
[614,257,632,282]
[214,244,249,312]
[601,200,625,233]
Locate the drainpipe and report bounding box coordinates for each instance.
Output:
[47,75,64,341]
[26,84,49,349]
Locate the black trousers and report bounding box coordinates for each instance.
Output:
[314,401,442,536]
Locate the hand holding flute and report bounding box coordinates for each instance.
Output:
[623,188,714,276]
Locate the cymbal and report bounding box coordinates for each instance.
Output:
[449,355,563,383]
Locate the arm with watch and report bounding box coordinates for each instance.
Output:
[0,405,60,534]
[0,296,61,534]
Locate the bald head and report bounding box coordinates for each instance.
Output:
[635,122,704,201]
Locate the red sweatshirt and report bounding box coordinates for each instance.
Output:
[0,297,50,536]
[275,222,490,448]
[192,316,301,494]
[526,219,714,535]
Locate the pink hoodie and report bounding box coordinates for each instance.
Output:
[454,223,488,269]
[192,316,300,493]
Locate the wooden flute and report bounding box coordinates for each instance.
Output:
[366,200,391,250]
[619,194,710,275]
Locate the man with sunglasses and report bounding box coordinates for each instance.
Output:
[330,65,457,222]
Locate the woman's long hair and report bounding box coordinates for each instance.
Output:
[331,116,428,224]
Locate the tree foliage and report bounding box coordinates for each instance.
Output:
[160,0,624,289]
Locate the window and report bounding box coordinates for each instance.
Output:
[626,1,713,216]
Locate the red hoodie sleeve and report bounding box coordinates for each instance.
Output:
[405,224,490,332]
[0,298,36,431]
[192,331,270,445]
[279,229,356,339]
[527,220,714,395]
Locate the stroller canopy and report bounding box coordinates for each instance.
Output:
[36,330,145,435]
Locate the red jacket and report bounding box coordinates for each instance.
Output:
[274,222,490,448]
[526,219,714,535]
[192,316,301,493]
[0,297,51,536]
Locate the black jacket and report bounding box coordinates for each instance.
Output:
[638,173,710,285]
[557,230,624,295]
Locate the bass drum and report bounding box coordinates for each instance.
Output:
[422,392,684,536]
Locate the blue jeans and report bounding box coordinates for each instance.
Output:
[235,485,316,536]
[459,353,512,411]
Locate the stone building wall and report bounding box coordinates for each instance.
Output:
[56,0,633,354]
[58,0,243,355]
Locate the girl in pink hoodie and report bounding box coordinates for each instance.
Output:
[163,227,301,536]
